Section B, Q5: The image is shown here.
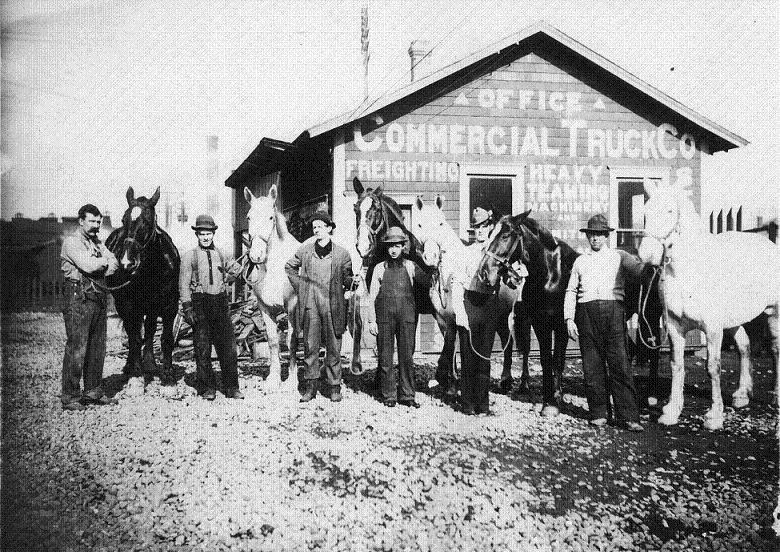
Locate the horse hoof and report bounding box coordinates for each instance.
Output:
[350,362,365,376]
[732,395,750,409]
[658,412,679,426]
[499,378,513,394]
[647,397,658,407]
[702,417,724,430]
[540,405,559,417]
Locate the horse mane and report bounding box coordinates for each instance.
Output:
[274,207,291,240]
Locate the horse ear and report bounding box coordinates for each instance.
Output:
[415,196,424,210]
[435,195,444,210]
[374,185,383,195]
[268,184,278,203]
[150,187,160,206]
[644,179,658,197]
[126,187,135,205]
[352,177,364,195]
[243,187,254,204]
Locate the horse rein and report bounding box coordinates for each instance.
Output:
[482,223,525,286]
[88,218,159,292]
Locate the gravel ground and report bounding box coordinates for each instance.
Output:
[2,312,778,551]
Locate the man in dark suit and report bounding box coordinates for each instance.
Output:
[285,211,354,403]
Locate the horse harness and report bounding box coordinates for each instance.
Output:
[482,222,526,287]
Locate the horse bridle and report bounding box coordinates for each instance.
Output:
[482,222,525,285]
[357,195,388,260]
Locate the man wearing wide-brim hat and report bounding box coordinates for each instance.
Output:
[285,209,353,403]
[563,213,646,432]
[366,226,421,408]
[179,214,244,401]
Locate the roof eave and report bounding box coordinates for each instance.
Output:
[306,20,747,152]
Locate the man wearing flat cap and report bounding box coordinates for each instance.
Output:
[564,214,646,432]
[366,226,420,408]
[285,210,353,403]
[179,214,244,401]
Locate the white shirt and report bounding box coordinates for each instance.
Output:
[564,246,644,321]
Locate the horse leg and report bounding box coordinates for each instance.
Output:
[648,346,660,407]
[159,305,177,385]
[123,311,143,378]
[435,315,458,401]
[142,313,159,382]
[286,298,299,377]
[536,322,558,417]
[515,311,531,395]
[731,326,753,409]
[768,306,779,407]
[350,295,364,375]
[259,306,286,392]
[497,323,513,394]
[659,324,686,425]
[703,328,725,430]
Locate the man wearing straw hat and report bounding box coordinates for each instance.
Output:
[564,214,646,432]
[180,214,244,401]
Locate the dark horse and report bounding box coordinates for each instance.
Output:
[105,187,180,384]
[477,212,662,414]
[351,177,522,398]
[349,177,435,375]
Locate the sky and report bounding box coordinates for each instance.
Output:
[2,0,778,229]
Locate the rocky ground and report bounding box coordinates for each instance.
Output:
[2,312,778,551]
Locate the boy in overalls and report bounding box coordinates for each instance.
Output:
[367,227,420,408]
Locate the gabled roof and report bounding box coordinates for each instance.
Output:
[303,20,747,152]
[226,138,295,189]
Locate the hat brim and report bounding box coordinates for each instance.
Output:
[580,227,613,233]
[192,225,218,231]
[471,220,493,230]
[383,238,407,244]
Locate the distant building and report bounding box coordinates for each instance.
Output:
[1,215,116,311]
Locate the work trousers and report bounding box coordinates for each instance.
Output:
[457,290,499,412]
[377,315,417,403]
[191,292,239,392]
[303,291,342,386]
[61,281,107,405]
[575,300,639,422]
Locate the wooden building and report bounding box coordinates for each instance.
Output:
[226,21,746,352]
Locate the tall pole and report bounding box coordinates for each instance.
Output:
[361,0,370,101]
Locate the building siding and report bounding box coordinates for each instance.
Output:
[339,50,702,352]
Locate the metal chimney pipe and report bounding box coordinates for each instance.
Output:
[408,40,431,82]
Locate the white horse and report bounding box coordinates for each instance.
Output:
[411,195,522,388]
[243,185,300,392]
[640,176,779,430]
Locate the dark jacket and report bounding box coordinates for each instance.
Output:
[285,240,353,337]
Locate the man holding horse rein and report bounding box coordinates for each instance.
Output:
[180,214,244,401]
[60,204,119,411]
[452,206,501,416]
[285,210,353,403]
[564,214,645,432]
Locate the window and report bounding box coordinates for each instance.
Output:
[459,165,524,239]
[609,167,670,253]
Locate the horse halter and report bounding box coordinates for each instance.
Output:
[483,223,524,283]
[357,197,387,259]
[121,210,158,267]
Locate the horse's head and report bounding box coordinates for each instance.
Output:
[412,194,450,244]
[118,186,160,272]
[477,211,531,286]
[643,169,697,243]
[352,177,385,259]
[243,185,277,265]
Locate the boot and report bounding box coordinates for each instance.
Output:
[299,380,318,403]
